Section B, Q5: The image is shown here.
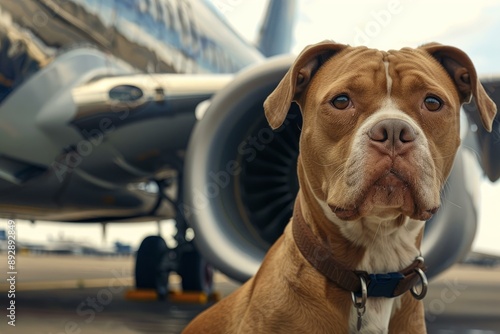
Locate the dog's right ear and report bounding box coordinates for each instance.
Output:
[263,41,349,129]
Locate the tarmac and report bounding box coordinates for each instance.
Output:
[0,254,499,333]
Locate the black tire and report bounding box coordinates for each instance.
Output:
[178,248,214,294]
[135,235,169,297]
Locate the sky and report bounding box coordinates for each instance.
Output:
[3,0,500,255]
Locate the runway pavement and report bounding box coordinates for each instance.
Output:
[0,254,499,333]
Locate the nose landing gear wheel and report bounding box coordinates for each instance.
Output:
[135,236,214,301]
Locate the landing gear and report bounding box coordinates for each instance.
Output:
[133,164,214,300]
[179,245,214,294]
[134,236,214,300]
[135,235,170,299]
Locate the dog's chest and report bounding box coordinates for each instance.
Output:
[349,298,400,333]
[344,219,424,333]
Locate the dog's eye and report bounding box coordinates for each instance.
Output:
[423,96,443,112]
[331,94,351,110]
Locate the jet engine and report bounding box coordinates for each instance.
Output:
[184,56,480,283]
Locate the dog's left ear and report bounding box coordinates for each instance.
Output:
[264,41,349,129]
[420,43,497,132]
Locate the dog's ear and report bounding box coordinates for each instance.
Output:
[264,41,348,129]
[420,43,497,132]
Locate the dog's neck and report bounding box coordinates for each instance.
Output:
[297,161,425,274]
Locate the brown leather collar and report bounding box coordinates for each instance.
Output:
[292,198,427,298]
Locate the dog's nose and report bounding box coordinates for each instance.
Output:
[368,119,416,151]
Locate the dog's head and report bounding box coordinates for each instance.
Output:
[264,41,496,224]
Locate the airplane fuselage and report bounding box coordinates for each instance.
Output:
[0,0,262,222]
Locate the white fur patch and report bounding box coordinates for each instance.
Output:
[384,61,392,95]
[348,216,424,333]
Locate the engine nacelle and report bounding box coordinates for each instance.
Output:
[184,56,479,283]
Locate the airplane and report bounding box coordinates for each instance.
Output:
[0,0,499,299]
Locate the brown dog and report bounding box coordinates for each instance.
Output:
[183,41,497,333]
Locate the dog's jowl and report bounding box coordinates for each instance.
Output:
[183,41,497,334]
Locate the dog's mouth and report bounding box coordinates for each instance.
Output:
[329,171,439,221]
[330,206,360,221]
[330,203,439,222]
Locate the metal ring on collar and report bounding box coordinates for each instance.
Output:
[415,255,425,264]
[410,267,428,300]
[351,275,367,309]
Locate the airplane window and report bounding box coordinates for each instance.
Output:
[166,0,182,49]
[138,0,148,14]
[177,0,192,53]
[156,1,164,23]
[148,0,159,22]
[162,0,175,30]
